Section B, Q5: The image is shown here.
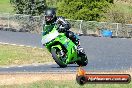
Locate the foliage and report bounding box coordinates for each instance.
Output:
[10,0,47,16]
[57,0,110,21]
[46,0,62,7]
[104,3,132,24]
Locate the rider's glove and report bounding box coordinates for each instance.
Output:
[58,25,66,32]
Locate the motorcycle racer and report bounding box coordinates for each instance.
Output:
[42,8,84,55]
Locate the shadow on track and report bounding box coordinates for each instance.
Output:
[51,65,79,68]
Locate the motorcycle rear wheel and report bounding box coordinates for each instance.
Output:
[76,54,88,66]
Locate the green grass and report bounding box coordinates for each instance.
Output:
[0,44,53,66]
[1,80,132,88]
[115,3,132,14]
[0,0,14,13]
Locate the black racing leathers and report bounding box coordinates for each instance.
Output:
[44,16,79,45]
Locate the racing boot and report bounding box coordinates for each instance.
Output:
[77,43,85,55]
[66,31,85,55]
[71,33,85,55]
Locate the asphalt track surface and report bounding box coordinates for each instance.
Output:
[0,30,132,72]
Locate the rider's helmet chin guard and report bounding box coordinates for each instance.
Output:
[44,9,56,23]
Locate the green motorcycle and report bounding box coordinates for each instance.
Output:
[41,24,88,68]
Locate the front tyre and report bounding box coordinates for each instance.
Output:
[51,48,67,68]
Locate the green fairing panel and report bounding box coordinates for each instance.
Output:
[41,25,78,64]
[41,29,59,45]
[57,34,78,63]
[42,24,55,35]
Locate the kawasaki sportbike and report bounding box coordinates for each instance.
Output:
[41,24,88,68]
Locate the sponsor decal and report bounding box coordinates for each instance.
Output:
[76,67,131,85]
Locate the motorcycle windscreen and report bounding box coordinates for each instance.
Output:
[41,30,59,44]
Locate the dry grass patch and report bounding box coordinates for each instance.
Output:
[0,44,53,66]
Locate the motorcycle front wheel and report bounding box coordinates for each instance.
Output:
[51,48,67,68]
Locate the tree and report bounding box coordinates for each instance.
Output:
[57,0,110,21]
[46,0,62,7]
[10,0,47,16]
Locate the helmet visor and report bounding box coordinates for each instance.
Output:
[45,16,53,22]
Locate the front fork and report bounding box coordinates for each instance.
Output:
[59,50,65,57]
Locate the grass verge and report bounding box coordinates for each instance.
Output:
[0,80,132,88]
[0,0,13,13]
[0,44,53,66]
[0,71,131,87]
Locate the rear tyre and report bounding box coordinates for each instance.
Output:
[51,48,67,68]
[76,54,88,66]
